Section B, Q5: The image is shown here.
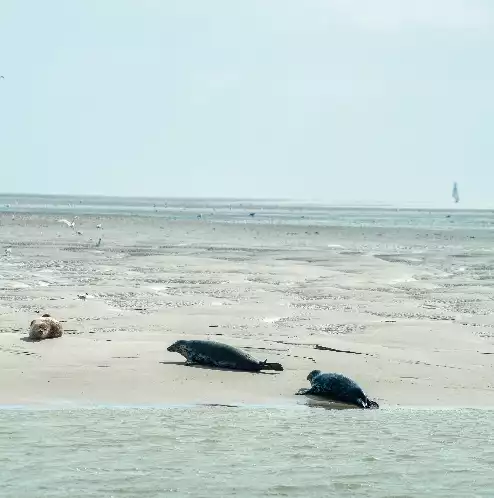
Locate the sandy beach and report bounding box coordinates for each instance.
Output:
[1,203,494,408]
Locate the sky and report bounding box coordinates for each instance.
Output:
[1,0,493,207]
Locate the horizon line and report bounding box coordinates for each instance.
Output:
[0,191,491,212]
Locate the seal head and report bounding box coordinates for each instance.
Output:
[167,340,187,354]
[28,315,64,341]
[307,369,322,382]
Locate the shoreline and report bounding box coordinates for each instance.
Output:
[1,401,494,411]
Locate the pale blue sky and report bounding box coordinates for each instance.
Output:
[1,0,493,206]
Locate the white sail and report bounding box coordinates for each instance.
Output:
[452,182,459,203]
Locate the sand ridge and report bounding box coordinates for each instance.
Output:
[1,211,494,408]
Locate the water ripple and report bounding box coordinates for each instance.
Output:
[1,407,493,497]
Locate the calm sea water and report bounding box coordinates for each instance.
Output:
[1,407,493,497]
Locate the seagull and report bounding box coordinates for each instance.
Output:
[249,212,256,217]
[77,292,89,300]
[0,76,4,79]
[96,224,102,229]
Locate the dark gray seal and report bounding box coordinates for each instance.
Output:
[167,339,283,372]
[296,370,379,409]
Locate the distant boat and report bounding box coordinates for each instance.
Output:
[452,182,459,203]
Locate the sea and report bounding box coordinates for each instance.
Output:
[1,406,494,497]
[1,194,494,497]
[1,192,494,230]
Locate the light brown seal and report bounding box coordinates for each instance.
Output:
[28,314,63,341]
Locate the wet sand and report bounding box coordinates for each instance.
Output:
[1,211,494,408]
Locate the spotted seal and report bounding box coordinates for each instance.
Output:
[296,370,379,409]
[29,314,64,341]
[167,339,283,372]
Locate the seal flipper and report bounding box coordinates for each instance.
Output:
[295,387,315,395]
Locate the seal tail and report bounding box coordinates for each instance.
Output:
[260,360,284,371]
[367,399,379,409]
[357,398,379,409]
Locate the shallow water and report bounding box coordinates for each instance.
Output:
[1,407,493,497]
[2,193,494,230]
